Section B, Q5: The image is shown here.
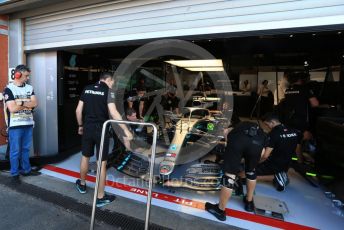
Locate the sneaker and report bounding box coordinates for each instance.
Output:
[20,171,42,176]
[76,179,87,194]
[205,202,226,221]
[273,173,286,192]
[243,196,255,212]
[281,171,290,186]
[96,194,116,208]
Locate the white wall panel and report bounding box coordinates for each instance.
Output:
[27,52,58,156]
[24,0,344,50]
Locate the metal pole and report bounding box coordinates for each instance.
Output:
[90,120,110,230]
[145,124,158,230]
[90,120,158,230]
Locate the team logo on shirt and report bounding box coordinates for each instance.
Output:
[280,133,297,138]
[85,90,104,95]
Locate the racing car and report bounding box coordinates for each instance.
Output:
[109,107,231,191]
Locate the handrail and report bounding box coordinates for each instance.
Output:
[90,119,158,230]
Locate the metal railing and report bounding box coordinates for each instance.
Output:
[90,120,158,230]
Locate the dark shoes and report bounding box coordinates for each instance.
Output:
[76,179,87,194]
[96,194,116,208]
[273,172,289,192]
[11,175,21,184]
[205,202,226,221]
[75,179,116,207]
[243,196,255,212]
[20,171,42,176]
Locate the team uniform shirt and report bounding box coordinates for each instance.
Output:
[161,94,180,111]
[127,90,146,119]
[264,124,301,172]
[284,84,315,131]
[79,81,115,161]
[3,83,35,128]
[224,122,268,174]
[80,81,115,125]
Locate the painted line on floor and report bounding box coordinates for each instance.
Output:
[43,164,317,230]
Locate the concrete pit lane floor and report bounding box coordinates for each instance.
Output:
[0,171,240,230]
[0,181,115,230]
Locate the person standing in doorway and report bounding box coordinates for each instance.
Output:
[3,64,40,182]
[75,72,133,207]
[281,72,319,163]
[257,80,273,117]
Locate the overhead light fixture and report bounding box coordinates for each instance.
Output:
[312,33,316,36]
[185,67,224,72]
[191,40,195,43]
[208,39,212,42]
[338,31,342,35]
[304,61,309,67]
[165,59,223,68]
[289,34,294,38]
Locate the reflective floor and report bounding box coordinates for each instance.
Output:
[40,153,344,230]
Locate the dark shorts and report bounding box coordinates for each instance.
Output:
[223,133,263,174]
[82,123,110,161]
[256,160,278,176]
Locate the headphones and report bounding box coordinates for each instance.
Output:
[14,71,22,79]
[13,64,30,80]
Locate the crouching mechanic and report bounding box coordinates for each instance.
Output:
[75,72,133,208]
[257,113,301,191]
[205,122,267,221]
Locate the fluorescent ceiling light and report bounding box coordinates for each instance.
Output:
[165,59,223,68]
[185,67,224,72]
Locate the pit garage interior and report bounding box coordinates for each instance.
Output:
[27,29,343,229]
[1,1,344,229]
[57,30,344,150]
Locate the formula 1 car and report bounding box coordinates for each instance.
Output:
[109,107,230,191]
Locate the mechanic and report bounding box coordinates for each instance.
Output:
[160,85,180,114]
[75,72,133,208]
[280,71,319,163]
[127,86,146,119]
[205,121,267,221]
[257,113,301,191]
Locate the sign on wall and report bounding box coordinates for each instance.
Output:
[8,68,14,83]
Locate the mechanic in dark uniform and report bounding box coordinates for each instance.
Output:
[257,113,302,191]
[123,107,149,149]
[205,122,267,221]
[161,86,180,114]
[127,86,146,119]
[75,72,133,208]
[281,72,319,162]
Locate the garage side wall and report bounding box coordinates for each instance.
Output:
[0,14,8,145]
